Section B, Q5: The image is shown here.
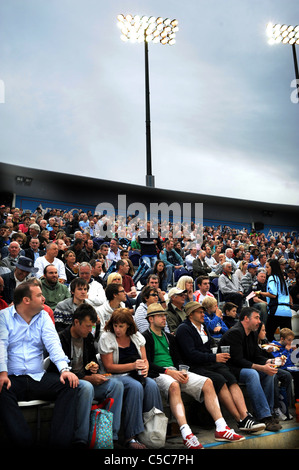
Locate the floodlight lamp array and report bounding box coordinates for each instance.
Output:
[117,14,179,45]
[266,22,299,45]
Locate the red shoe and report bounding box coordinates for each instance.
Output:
[215,426,245,442]
[183,433,204,449]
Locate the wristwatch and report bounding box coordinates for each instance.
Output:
[60,367,72,374]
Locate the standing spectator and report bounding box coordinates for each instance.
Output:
[261,259,292,341]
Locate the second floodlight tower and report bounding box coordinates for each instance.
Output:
[117,14,179,187]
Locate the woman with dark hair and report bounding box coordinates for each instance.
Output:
[261,259,292,341]
[153,260,168,292]
[99,308,163,449]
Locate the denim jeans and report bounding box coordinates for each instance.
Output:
[115,375,163,440]
[141,255,158,268]
[239,368,275,419]
[75,378,124,443]
[0,373,78,448]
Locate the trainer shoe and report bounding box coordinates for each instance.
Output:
[183,433,204,449]
[215,426,245,442]
[274,408,288,421]
[238,413,266,433]
[260,416,282,432]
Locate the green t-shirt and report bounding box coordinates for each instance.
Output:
[152,331,174,368]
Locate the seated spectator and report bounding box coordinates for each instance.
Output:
[222,302,238,329]
[34,242,67,283]
[160,239,187,285]
[63,249,80,285]
[1,241,22,271]
[240,263,258,297]
[176,275,196,304]
[192,250,212,279]
[24,237,45,263]
[257,253,267,269]
[194,275,215,304]
[271,327,297,370]
[41,264,71,310]
[257,323,294,421]
[143,303,246,447]
[77,239,96,263]
[18,215,30,234]
[225,248,238,272]
[78,262,106,309]
[134,285,170,334]
[234,260,249,283]
[0,225,11,255]
[99,308,163,449]
[116,259,137,299]
[24,222,41,247]
[212,244,223,263]
[1,256,38,305]
[0,281,80,448]
[98,243,112,270]
[97,283,127,337]
[90,258,106,287]
[218,262,244,313]
[56,303,124,446]
[184,245,197,274]
[176,302,265,434]
[218,307,281,431]
[78,213,90,231]
[69,238,84,262]
[54,278,89,332]
[140,260,168,293]
[248,268,268,324]
[290,273,299,311]
[164,287,187,334]
[202,296,229,340]
[106,272,135,313]
[107,238,121,262]
[0,276,8,310]
[204,245,218,275]
[135,274,167,311]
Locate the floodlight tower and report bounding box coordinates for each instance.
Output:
[266,22,299,102]
[117,14,179,187]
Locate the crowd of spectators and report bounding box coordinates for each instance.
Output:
[0,202,299,449]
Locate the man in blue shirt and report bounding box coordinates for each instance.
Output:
[0,279,80,448]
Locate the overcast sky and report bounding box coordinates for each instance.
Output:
[0,0,298,206]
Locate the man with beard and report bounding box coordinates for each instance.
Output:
[41,264,71,310]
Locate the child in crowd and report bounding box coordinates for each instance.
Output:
[271,328,298,370]
[257,324,294,420]
[202,296,228,340]
[222,302,238,329]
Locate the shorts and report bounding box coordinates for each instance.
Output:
[191,363,237,394]
[154,369,208,403]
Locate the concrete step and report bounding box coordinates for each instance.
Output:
[164,409,299,450]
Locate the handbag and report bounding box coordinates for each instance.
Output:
[138,407,168,449]
[88,397,114,449]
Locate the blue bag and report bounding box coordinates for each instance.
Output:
[88,398,114,449]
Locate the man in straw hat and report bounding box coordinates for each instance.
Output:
[142,303,245,448]
[176,301,266,434]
